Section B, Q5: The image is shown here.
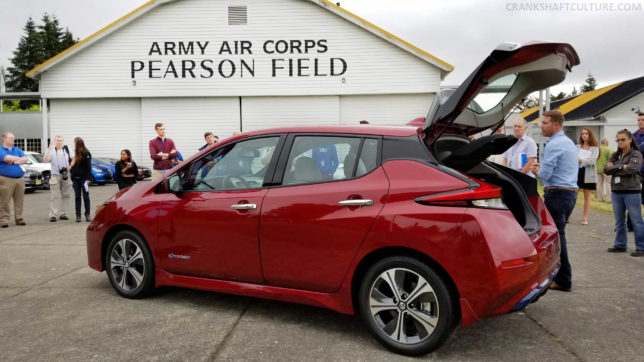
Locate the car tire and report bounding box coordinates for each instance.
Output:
[42,173,50,190]
[358,256,457,356]
[105,230,155,299]
[89,175,96,185]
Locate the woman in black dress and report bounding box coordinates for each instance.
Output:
[69,137,92,222]
[115,149,138,190]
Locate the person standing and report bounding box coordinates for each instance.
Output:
[531,111,578,292]
[43,135,72,222]
[503,118,538,177]
[596,137,613,203]
[576,128,599,225]
[69,137,92,222]
[199,132,219,151]
[149,123,177,180]
[604,130,644,257]
[115,149,138,190]
[0,132,28,227]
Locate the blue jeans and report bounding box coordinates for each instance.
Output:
[544,189,577,289]
[611,192,644,251]
[72,177,90,217]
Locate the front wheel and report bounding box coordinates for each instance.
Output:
[358,256,457,356]
[105,230,155,298]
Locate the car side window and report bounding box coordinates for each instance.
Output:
[356,138,379,177]
[283,136,368,186]
[186,137,279,191]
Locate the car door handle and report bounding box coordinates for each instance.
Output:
[231,203,257,210]
[338,199,373,207]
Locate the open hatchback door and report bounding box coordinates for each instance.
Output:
[425,41,579,236]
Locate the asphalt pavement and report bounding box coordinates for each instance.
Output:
[0,184,642,361]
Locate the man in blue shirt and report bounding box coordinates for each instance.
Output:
[0,132,29,228]
[531,111,578,292]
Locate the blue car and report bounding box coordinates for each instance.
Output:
[90,160,113,185]
[93,158,118,181]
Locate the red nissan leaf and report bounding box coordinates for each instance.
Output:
[87,42,579,355]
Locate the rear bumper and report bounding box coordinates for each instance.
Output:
[510,265,559,312]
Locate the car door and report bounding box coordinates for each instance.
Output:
[157,135,283,283]
[259,135,388,292]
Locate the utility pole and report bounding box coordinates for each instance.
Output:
[0,66,5,112]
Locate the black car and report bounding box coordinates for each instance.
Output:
[23,169,43,193]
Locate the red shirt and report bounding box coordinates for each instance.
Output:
[149,137,178,170]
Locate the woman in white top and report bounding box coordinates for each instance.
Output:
[577,128,600,225]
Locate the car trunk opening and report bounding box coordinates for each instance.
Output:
[432,133,541,235]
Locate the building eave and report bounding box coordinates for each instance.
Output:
[27,0,453,80]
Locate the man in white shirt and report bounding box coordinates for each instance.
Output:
[503,118,538,177]
[43,135,73,222]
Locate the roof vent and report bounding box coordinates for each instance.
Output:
[228,6,248,25]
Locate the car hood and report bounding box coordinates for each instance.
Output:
[425,41,580,140]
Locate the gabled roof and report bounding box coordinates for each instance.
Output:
[521,76,644,122]
[27,0,453,79]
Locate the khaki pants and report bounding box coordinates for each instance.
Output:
[0,175,25,224]
[151,169,168,180]
[49,174,73,218]
[596,173,612,203]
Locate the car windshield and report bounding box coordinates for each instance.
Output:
[94,158,112,165]
[28,153,43,163]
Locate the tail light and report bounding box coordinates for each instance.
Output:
[415,178,508,210]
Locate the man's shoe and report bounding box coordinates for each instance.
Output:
[49,217,57,222]
[549,282,571,292]
[59,215,69,221]
[15,219,26,226]
[85,214,91,222]
[76,216,81,223]
[607,247,627,252]
[631,251,644,257]
[1,224,8,228]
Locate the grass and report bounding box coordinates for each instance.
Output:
[537,185,615,215]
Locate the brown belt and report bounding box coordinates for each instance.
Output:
[544,186,578,192]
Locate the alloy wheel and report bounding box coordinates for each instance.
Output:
[368,267,440,344]
[109,238,146,291]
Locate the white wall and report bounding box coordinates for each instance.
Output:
[241,96,340,131]
[339,93,434,126]
[602,93,644,149]
[49,98,142,162]
[39,0,443,99]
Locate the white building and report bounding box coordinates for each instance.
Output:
[27,0,452,166]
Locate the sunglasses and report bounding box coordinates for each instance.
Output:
[616,138,628,142]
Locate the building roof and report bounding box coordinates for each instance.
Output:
[27,0,453,79]
[521,76,644,122]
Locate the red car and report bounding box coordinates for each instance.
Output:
[87,42,579,355]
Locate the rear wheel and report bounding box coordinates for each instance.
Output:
[359,256,457,356]
[105,230,155,298]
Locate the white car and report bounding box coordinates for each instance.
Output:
[24,151,51,190]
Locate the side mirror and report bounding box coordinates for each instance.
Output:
[168,174,183,194]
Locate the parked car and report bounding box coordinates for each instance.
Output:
[137,165,152,180]
[23,169,43,193]
[87,42,579,356]
[93,158,117,180]
[94,157,152,181]
[90,160,113,185]
[24,151,51,190]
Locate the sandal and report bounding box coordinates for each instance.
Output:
[581,219,588,225]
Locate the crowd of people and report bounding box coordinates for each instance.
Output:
[0,125,222,227]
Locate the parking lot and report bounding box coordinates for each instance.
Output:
[1,184,643,361]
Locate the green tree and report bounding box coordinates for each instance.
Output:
[570,86,579,97]
[4,14,78,109]
[581,73,597,93]
[5,18,41,93]
[550,91,567,102]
